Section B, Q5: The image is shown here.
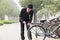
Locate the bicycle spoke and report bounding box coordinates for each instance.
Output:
[28,25,45,40]
[31,28,37,32]
[31,31,36,34]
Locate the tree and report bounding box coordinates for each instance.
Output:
[37,8,52,19]
[0,1,11,19]
[0,0,19,20]
[20,0,44,22]
[7,8,19,17]
[19,0,60,22]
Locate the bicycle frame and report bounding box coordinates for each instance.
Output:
[29,17,60,39]
[39,18,60,37]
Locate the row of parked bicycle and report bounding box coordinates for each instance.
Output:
[27,15,60,40]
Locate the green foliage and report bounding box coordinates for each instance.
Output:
[20,0,60,13]
[20,0,44,12]
[7,8,19,17]
[0,1,10,17]
[37,8,52,19]
[4,20,15,24]
[0,20,4,25]
[0,20,16,26]
[0,0,19,20]
[45,4,58,13]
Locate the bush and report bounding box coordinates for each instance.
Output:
[0,20,15,26]
[4,20,15,24]
[0,20,4,25]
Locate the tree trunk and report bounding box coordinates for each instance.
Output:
[34,12,37,23]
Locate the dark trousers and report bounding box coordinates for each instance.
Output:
[20,22,32,40]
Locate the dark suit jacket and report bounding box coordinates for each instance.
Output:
[19,8,33,23]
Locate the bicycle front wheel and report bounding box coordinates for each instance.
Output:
[27,25,46,40]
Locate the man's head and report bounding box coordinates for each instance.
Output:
[27,4,33,12]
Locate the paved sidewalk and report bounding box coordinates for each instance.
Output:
[0,23,59,40]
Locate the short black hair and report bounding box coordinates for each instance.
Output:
[28,4,33,9]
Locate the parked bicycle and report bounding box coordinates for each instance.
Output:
[28,16,60,40]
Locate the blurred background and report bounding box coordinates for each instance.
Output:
[0,0,21,25]
[0,0,60,40]
[0,0,60,25]
[20,0,60,22]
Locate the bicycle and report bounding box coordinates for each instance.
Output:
[27,16,60,40]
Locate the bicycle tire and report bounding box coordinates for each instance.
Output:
[56,26,60,38]
[27,25,46,40]
[50,27,59,39]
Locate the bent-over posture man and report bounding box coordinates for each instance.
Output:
[19,4,33,40]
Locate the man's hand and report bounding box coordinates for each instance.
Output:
[23,21,26,24]
[27,23,31,26]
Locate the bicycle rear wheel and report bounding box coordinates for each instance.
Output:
[49,26,59,39]
[27,25,46,40]
[56,26,60,38]
[50,31,59,39]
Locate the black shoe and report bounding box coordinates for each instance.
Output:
[21,39,25,40]
[21,39,24,40]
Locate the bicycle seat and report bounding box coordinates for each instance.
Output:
[40,20,47,23]
[50,18,57,22]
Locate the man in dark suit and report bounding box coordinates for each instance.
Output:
[19,4,33,40]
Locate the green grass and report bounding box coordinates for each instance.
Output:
[0,20,16,26]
